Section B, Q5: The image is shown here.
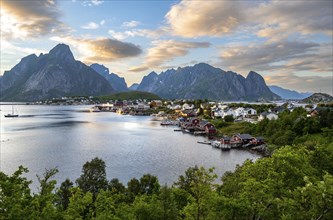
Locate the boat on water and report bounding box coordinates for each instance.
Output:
[211,140,221,148]
[89,106,101,112]
[4,105,19,118]
[211,139,231,150]
[197,140,211,145]
[160,120,178,126]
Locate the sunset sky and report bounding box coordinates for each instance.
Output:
[1,0,332,94]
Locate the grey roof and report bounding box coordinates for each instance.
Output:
[222,136,230,141]
[239,134,253,139]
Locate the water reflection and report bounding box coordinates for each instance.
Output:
[0,104,261,191]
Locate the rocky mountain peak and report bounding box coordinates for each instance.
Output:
[90,63,109,77]
[247,71,264,81]
[0,44,113,101]
[90,63,128,92]
[49,43,75,62]
[147,71,158,77]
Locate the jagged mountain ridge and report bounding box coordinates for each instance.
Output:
[269,85,312,99]
[90,63,128,92]
[129,83,139,90]
[0,44,114,101]
[137,63,280,101]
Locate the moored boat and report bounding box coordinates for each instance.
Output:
[4,105,19,118]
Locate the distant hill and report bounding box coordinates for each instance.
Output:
[98,91,160,101]
[90,63,128,92]
[0,44,113,101]
[269,85,312,99]
[129,83,139,90]
[137,63,280,101]
[302,93,333,103]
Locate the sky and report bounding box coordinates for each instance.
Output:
[1,0,332,95]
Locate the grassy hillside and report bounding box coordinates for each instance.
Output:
[98,91,161,101]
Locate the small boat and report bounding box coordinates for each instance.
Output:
[220,144,231,150]
[4,105,19,118]
[197,140,211,145]
[89,106,101,112]
[211,140,221,148]
[160,120,178,126]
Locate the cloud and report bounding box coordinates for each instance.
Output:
[166,1,248,37]
[122,20,141,28]
[219,41,332,74]
[128,66,150,73]
[129,40,210,72]
[81,22,99,29]
[83,0,104,6]
[164,0,332,40]
[51,36,142,63]
[108,30,128,40]
[253,1,333,41]
[265,73,333,95]
[108,28,168,40]
[1,0,68,40]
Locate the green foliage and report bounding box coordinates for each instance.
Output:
[215,107,333,149]
[76,157,108,198]
[56,178,73,210]
[223,115,234,122]
[0,166,33,219]
[108,178,125,194]
[98,91,161,101]
[31,168,60,219]
[1,141,333,219]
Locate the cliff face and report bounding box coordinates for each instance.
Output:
[90,63,128,92]
[0,44,114,101]
[137,63,280,101]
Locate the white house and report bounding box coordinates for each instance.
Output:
[258,112,278,121]
[213,109,224,118]
[234,107,245,118]
[244,108,257,117]
[182,103,194,110]
[223,108,237,119]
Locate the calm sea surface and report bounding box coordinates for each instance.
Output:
[0,104,260,190]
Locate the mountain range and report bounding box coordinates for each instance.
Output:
[268,85,312,100]
[135,63,280,101]
[0,44,113,101]
[1,43,317,102]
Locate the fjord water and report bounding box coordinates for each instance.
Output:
[0,104,260,190]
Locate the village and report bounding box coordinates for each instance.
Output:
[30,96,332,156]
[53,97,328,156]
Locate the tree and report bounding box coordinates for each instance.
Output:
[64,187,94,219]
[0,166,33,219]
[108,178,125,194]
[75,157,108,198]
[30,168,60,219]
[158,185,179,220]
[132,195,162,220]
[139,174,160,195]
[127,178,141,202]
[176,167,217,220]
[224,115,234,122]
[56,178,73,210]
